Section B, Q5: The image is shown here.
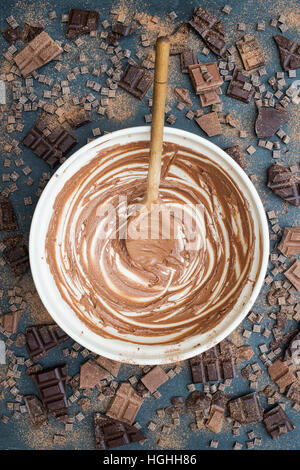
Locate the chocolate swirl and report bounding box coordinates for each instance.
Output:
[46,141,256,345]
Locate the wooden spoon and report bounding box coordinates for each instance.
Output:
[126,37,174,267]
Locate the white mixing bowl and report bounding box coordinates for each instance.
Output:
[29,126,269,364]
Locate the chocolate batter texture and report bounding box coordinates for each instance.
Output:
[45,141,256,345]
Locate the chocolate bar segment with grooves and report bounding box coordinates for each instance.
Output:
[263,405,295,439]
[14,31,63,77]
[24,395,48,426]
[267,164,300,206]
[274,35,300,71]
[106,383,143,425]
[2,235,29,276]
[188,7,227,57]
[226,67,255,103]
[31,365,68,419]
[119,64,153,100]
[26,325,69,361]
[94,413,145,450]
[189,340,237,383]
[278,228,300,257]
[66,9,99,38]
[108,23,135,43]
[0,196,18,231]
[22,114,77,168]
[180,50,198,73]
[236,35,266,71]
[229,392,263,424]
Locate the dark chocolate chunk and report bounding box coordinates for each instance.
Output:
[267,164,300,206]
[31,365,68,419]
[229,392,263,424]
[171,396,185,407]
[236,35,266,71]
[24,395,48,426]
[286,382,300,404]
[94,413,145,450]
[3,236,29,276]
[119,64,153,100]
[66,9,99,38]
[169,23,190,55]
[189,340,236,383]
[22,113,77,168]
[64,107,91,128]
[284,331,300,363]
[226,67,254,103]
[108,23,135,43]
[212,391,230,408]
[189,7,227,57]
[263,405,295,439]
[274,35,300,71]
[0,196,18,231]
[278,228,300,257]
[195,112,222,137]
[224,145,245,170]
[26,325,69,362]
[0,311,21,334]
[21,22,44,43]
[255,106,289,138]
[2,26,22,44]
[14,31,63,77]
[174,87,192,107]
[185,391,211,418]
[180,49,198,73]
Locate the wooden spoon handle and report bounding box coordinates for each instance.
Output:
[145,36,170,209]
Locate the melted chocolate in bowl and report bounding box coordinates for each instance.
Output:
[45,140,260,347]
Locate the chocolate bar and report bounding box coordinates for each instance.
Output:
[119,64,153,100]
[31,365,68,419]
[0,196,17,231]
[22,113,77,168]
[263,405,295,439]
[236,35,266,71]
[14,31,63,77]
[106,383,143,425]
[189,340,236,383]
[274,35,300,71]
[267,164,300,206]
[255,106,289,138]
[26,325,69,362]
[189,7,227,57]
[94,413,145,449]
[66,9,99,38]
[180,50,198,73]
[229,392,263,424]
[278,228,300,256]
[226,67,254,103]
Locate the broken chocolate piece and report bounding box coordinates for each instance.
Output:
[141,365,168,393]
[80,359,110,388]
[95,355,121,377]
[229,392,263,424]
[188,62,222,96]
[119,64,153,100]
[284,331,300,364]
[26,325,69,362]
[274,35,300,71]
[286,382,300,404]
[3,236,29,276]
[2,26,22,44]
[64,107,91,128]
[106,383,143,425]
[226,67,254,103]
[31,365,68,419]
[180,50,198,73]
[24,395,48,426]
[224,145,246,170]
[14,31,63,77]
[267,164,300,206]
[109,23,135,43]
[0,196,18,231]
[255,106,289,138]
[0,311,20,334]
[195,111,222,137]
[174,87,192,107]
[263,405,295,439]
[21,22,44,43]
[66,9,99,38]
[284,260,300,291]
[236,35,266,71]
[268,359,296,390]
[169,23,189,55]
[278,228,300,257]
[22,113,77,168]
[94,413,145,449]
[189,7,227,57]
[185,391,211,416]
[206,404,225,433]
[189,340,236,383]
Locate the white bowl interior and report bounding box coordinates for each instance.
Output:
[29,126,269,364]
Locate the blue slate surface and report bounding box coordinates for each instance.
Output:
[0,0,299,451]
